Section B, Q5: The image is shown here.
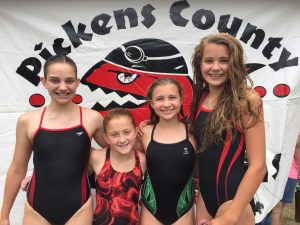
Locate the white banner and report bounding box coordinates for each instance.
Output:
[0,0,300,224]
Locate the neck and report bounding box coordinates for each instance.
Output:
[157,117,182,129]
[110,148,134,162]
[208,85,224,97]
[47,101,77,113]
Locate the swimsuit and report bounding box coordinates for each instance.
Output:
[141,124,195,224]
[194,104,249,217]
[27,107,91,225]
[94,149,143,225]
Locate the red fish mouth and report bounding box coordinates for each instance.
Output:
[81,60,192,111]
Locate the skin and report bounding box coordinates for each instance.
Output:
[0,62,106,225]
[196,43,266,225]
[137,83,197,225]
[89,116,146,176]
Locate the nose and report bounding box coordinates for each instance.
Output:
[118,134,126,142]
[162,99,171,108]
[212,61,221,70]
[58,81,68,90]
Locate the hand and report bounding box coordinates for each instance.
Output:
[0,218,10,225]
[21,176,31,191]
[211,215,236,225]
[137,120,149,137]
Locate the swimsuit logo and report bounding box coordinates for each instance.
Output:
[183,147,189,155]
[76,132,84,136]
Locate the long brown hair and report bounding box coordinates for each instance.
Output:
[189,33,261,151]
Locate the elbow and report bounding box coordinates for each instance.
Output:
[256,163,266,182]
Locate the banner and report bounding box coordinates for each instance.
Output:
[0,1,300,223]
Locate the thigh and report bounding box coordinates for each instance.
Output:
[173,207,195,225]
[66,196,93,225]
[216,201,255,225]
[23,201,51,225]
[140,205,163,225]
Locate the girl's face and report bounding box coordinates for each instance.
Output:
[41,62,79,104]
[150,83,182,121]
[104,116,137,155]
[201,43,229,90]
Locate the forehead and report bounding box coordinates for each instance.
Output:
[46,62,76,77]
[203,43,229,57]
[152,83,179,96]
[106,116,134,131]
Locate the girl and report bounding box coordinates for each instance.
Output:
[190,33,266,225]
[138,78,196,225]
[89,108,146,225]
[0,55,106,225]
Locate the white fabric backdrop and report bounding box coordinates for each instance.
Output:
[1,0,300,224]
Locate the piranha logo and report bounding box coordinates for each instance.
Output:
[81,38,193,123]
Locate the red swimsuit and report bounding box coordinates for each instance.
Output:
[93,149,143,225]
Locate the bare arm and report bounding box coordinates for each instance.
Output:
[294,134,300,167]
[91,112,107,148]
[0,115,32,224]
[212,91,266,224]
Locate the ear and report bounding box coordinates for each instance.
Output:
[40,77,47,88]
[149,100,153,108]
[103,133,110,145]
[76,78,80,86]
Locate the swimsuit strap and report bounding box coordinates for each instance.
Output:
[150,124,157,141]
[39,107,47,128]
[79,106,83,126]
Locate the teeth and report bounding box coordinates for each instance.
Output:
[89,88,146,110]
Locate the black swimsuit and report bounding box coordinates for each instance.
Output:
[141,124,195,224]
[194,104,248,217]
[27,107,91,225]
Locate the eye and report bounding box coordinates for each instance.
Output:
[108,70,139,84]
[110,133,119,138]
[220,58,229,64]
[65,79,75,84]
[48,79,59,84]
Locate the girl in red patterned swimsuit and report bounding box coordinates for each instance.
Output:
[89,108,146,225]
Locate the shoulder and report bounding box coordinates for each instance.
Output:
[90,148,107,170]
[140,124,154,147]
[17,108,44,128]
[245,89,262,106]
[90,147,106,159]
[143,124,154,135]
[82,107,103,121]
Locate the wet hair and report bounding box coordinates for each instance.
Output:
[103,108,136,134]
[43,54,77,78]
[146,77,187,124]
[189,33,261,151]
